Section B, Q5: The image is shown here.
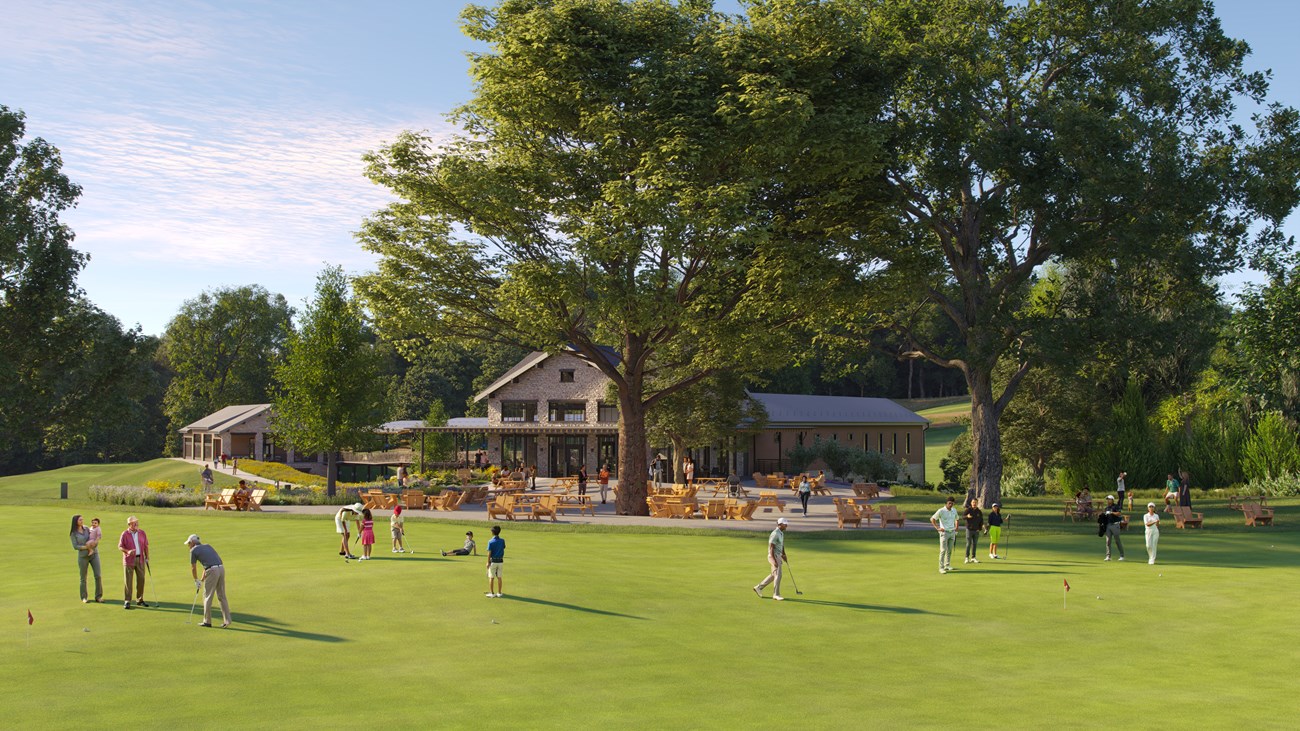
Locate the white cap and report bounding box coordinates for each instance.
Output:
[1106,495,1115,501]
[1148,502,1157,508]
[776,517,789,526]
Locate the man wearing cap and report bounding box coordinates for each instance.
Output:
[184,535,230,628]
[117,516,150,609]
[930,497,958,573]
[1101,495,1126,561]
[753,518,789,600]
[335,503,364,560]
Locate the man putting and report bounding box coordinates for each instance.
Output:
[753,517,788,601]
[335,503,364,560]
[184,534,230,628]
[485,526,505,598]
[931,496,958,574]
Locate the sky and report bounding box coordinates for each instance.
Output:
[3,0,1299,337]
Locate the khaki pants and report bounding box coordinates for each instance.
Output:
[756,557,782,595]
[202,565,231,624]
[123,562,145,603]
[938,530,956,569]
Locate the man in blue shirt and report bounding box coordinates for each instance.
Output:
[486,525,505,598]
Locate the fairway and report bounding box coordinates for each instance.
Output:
[5,505,1297,729]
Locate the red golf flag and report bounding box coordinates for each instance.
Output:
[1063,579,1071,592]
[27,609,34,625]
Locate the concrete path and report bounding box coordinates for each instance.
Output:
[171,458,933,533]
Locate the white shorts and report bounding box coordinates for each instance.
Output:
[487,562,503,579]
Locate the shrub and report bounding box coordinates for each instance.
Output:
[143,480,181,493]
[1245,473,1300,498]
[89,485,205,507]
[1241,411,1300,481]
[785,439,898,482]
[938,425,971,493]
[1000,461,1046,498]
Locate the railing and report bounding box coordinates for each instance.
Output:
[339,449,415,465]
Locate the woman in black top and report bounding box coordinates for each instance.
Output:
[986,503,1004,560]
[577,465,588,496]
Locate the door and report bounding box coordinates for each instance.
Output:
[597,435,618,477]
[549,436,586,477]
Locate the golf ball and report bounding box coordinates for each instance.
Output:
[83,627,90,632]
[1096,596,1101,599]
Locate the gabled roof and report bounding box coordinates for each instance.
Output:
[748,393,929,427]
[180,404,272,433]
[473,346,620,402]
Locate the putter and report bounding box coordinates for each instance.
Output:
[145,559,158,607]
[186,584,201,624]
[1003,515,1011,560]
[783,558,804,595]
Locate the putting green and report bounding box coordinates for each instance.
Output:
[4,504,1297,728]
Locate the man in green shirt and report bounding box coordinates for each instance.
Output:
[753,518,789,601]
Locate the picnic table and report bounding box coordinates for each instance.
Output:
[557,494,597,516]
[550,477,579,493]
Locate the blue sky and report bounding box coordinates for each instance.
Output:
[2,0,1297,336]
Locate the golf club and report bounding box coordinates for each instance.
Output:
[404,530,414,555]
[146,558,158,607]
[783,557,804,595]
[1003,515,1011,560]
[186,583,201,624]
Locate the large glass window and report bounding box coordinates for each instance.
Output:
[501,435,536,468]
[597,402,619,423]
[501,401,537,423]
[548,401,587,422]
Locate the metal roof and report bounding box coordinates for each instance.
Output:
[179,404,272,433]
[747,393,929,427]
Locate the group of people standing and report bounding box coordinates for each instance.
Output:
[68,515,232,627]
[929,497,1005,573]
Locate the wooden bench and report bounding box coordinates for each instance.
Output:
[1063,501,1092,522]
[833,498,862,529]
[1172,505,1204,529]
[699,500,726,520]
[1228,495,1270,511]
[756,491,786,512]
[851,483,880,500]
[1244,503,1275,527]
[810,478,834,497]
[878,504,906,528]
[401,489,427,510]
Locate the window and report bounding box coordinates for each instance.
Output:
[501,401,537,423]
[560,369,575,383]
[906,433,911,455]
[892,433,898,454]
[549,401,586,422]
[878,433,884,452]
[597,402,619,423]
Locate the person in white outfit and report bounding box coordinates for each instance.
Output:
[930,496,959,573]
[1143,502,1161,564]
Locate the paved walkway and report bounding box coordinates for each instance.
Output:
[173,459,932,533]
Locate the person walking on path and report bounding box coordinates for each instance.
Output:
[1102,495,1126,561]
[987,503,1004,559]
[931,497,958,574]
[200,465,214,489]
[359,508,376,560]
[184,534,230,628]
[577,465,589,496]
[443,531,477,556]
[117,516,150,609]
[797,475,812,516]
[70,515,103,603]
[598,464,611,504]
[390,505,407,553]
[752,517,789,600]
[335,503,363,559]
[1115,471,1128,511]
[962,499,984,564]
[1143,502,1161,564]
[485,526,505,597]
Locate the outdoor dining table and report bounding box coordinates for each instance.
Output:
[558,494,596,516]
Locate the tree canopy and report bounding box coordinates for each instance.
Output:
[356,0,893,513]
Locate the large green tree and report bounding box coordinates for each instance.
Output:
[160,285,294,453]
[841,0,1300,506]
[1229,263,1300,420]
[274,267,389,494]
[357,0,892,513]
[0,106,87,472]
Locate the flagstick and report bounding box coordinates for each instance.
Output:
[1063,585,1067,610]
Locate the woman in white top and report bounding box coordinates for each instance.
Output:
[1143,502,1160,564]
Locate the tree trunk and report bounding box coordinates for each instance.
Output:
[326,451,338,497]
[967,370,1004,508]
[617,396,649,516]
[907,359,915,399]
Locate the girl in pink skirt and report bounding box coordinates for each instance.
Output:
[359,508,376,560]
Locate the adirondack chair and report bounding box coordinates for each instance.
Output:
[531,495,559,522]
[736,501,759,520]
[878,503,906,528]
[646,496,672,518]
[402,489,426,509]
[247,489,267,511]
[700,500,726,520]
[486,495,514,521]
[204,490,236,510]
[833,498,862,529]
[851,483,880,499]
[1244,502,1275,526]
[1172,505,1204,529]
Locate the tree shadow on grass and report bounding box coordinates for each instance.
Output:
[498,595,646,620]
[786,599,949,615]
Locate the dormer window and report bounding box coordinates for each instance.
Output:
[560,369,575,383]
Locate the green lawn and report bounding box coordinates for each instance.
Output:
[913,396,971,426]
[923,423,965,486]
[5,493,1299,728]
[0,459,239,504]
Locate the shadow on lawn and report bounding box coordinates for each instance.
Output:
[219,612,347,642]
[786,599,948,615]
[498,595,646,620]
